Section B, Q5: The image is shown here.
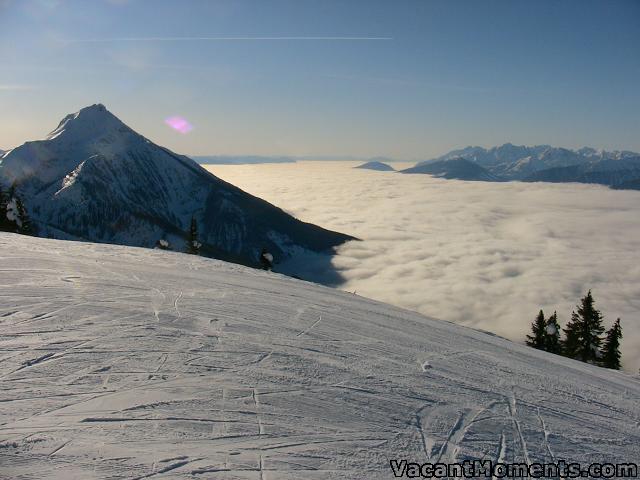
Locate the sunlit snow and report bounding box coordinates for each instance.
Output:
[1,233,638,478]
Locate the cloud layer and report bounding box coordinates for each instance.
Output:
[207,162,640,373]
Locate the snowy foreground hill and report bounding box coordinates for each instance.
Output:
[1,234,639,479]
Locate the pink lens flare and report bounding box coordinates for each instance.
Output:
[164,116,193,134]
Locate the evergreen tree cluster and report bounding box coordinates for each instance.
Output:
[525,291,623,370]
[526,310,561,354]
[0,184,34,235]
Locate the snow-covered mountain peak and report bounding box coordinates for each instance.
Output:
[0,105,353,268]
[0,104,145,189]
[46,103,133,143]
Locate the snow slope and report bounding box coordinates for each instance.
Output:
[0,105,352,267]
[1,233,639,479]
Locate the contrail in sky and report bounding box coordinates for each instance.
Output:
[0,84,37,91]
[69,36,393,43]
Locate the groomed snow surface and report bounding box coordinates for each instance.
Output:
[1,233,639,479]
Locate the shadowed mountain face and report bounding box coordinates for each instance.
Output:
[612,178,640,191]
[354,161,395,171]
[522,156,640,188]
[0,104,354,267]
[400,157,500,181]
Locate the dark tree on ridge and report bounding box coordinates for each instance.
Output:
[185,216,201,255]
[600,318,622,370]
[526,310,547,350]
[562,291,604,363]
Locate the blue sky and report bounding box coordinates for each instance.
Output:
[1,0,639,158]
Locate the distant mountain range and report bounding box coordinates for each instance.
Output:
[194,155,400,164]
[400,143,640,189]
[0,105,354,267]
[193,155,296,165]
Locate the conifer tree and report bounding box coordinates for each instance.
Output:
[544,311,562,354]
[0,185,11,232]
[3,185,19,233]
[185,216,201,255]
[562,316,580,358]
[15,197,33,235]
[562,291,605,363]
[526,310,547,349]
[600,318,622,370]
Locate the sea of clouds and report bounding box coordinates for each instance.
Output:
[207,162,640,373]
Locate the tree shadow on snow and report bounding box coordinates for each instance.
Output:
[275,248,348,288]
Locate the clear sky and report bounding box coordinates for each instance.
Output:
[1,0,639,159]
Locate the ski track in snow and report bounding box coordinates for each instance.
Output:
[0,233,639,479]
[492,433,507,480]
[297,315,323,337]
[536,406,556,462]
[173,291,183,320]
